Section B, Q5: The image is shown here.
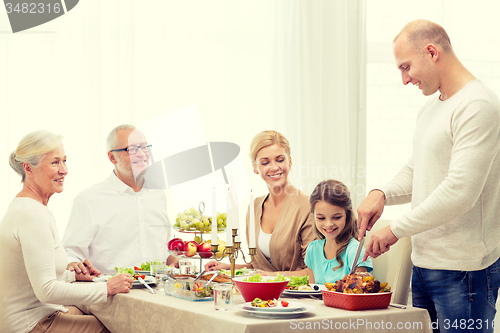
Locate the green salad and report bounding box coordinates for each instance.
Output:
[114,266,134,276]
[286,276,309,289]
[243,273,286,282]
[138,261,161,271]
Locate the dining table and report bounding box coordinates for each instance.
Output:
[83,284,433,333]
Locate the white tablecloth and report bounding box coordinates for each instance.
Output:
[85,286,432,333]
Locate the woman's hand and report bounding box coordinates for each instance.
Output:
[106,273,134,296]
[69,259,101,282]
[204,261,230,272]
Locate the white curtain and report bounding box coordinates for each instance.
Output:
[0,0,366,238]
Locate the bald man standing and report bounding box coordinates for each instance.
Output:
[357,20,500,332]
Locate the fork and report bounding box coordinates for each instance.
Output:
[193,270,206,283]
[207,272,219,283]
[138,277,156,294]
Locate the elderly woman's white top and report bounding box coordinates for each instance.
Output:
[0,197,107,333]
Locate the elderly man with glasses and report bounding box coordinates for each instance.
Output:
[63,124,178,274]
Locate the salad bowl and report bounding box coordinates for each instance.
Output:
[233,274,289,302]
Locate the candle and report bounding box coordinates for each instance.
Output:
[226,188,233,246]
[211,187,218,245]
[249,189,256,248]
[229,172,239,239]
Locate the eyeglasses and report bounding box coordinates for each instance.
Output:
[110,144,152,155]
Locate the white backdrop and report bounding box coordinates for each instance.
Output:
[0,0,367,241]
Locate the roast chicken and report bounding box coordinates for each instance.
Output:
[324,272,391,294]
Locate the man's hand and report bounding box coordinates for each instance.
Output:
[357,190,385,240]
[362,226,398,261]
[68,259,101,281]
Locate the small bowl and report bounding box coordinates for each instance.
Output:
[233,276,289,302]
[322,290,392,311]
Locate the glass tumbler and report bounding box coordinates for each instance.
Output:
[214,284,233,311]
[153,264,169,290]
[178,259,194,275]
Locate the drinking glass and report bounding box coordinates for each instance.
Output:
[149,259,164,275]
[163,279,172,295]
[179,259,194,275]
[153,264,169,290]
[214,284,233,311]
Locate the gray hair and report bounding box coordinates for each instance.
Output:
[106,124,136,151]
[9,130,63,182]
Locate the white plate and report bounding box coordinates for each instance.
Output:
[92,275,112,283]
[235,303,316,318]
[282,284,324,296]
[132,275,155,286]
[92,275,156,286]
[236,301,308,313]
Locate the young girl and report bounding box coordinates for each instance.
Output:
[304,179,373,284]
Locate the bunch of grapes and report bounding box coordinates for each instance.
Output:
[174,207,227,233]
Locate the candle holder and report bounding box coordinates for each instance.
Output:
[210,228,256,279]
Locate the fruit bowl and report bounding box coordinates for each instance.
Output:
[233,276,289,302]
[174,208,227,233]
[173,226,226,234]
[321,290,392,311]
[168,238,228,259]
[167,250,215,259]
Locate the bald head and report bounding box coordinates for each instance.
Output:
[394,19,452,55]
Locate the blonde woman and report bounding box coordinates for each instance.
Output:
[205,130,315,273]
[0,130,133,333]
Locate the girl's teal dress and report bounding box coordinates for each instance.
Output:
[304,237,373,284]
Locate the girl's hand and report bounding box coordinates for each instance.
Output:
[203,261,230,272]
[166,256,180,268]
[354,266,368,273]
[106,273,134,296]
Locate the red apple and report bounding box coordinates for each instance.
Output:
[168,237,183,250]
[184,240,199,257]
[169,239,185,255]
[198,241,212,258]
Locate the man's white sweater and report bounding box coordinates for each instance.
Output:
[381,80,500,271]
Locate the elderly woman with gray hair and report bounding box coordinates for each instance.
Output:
[0,130,133,333]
